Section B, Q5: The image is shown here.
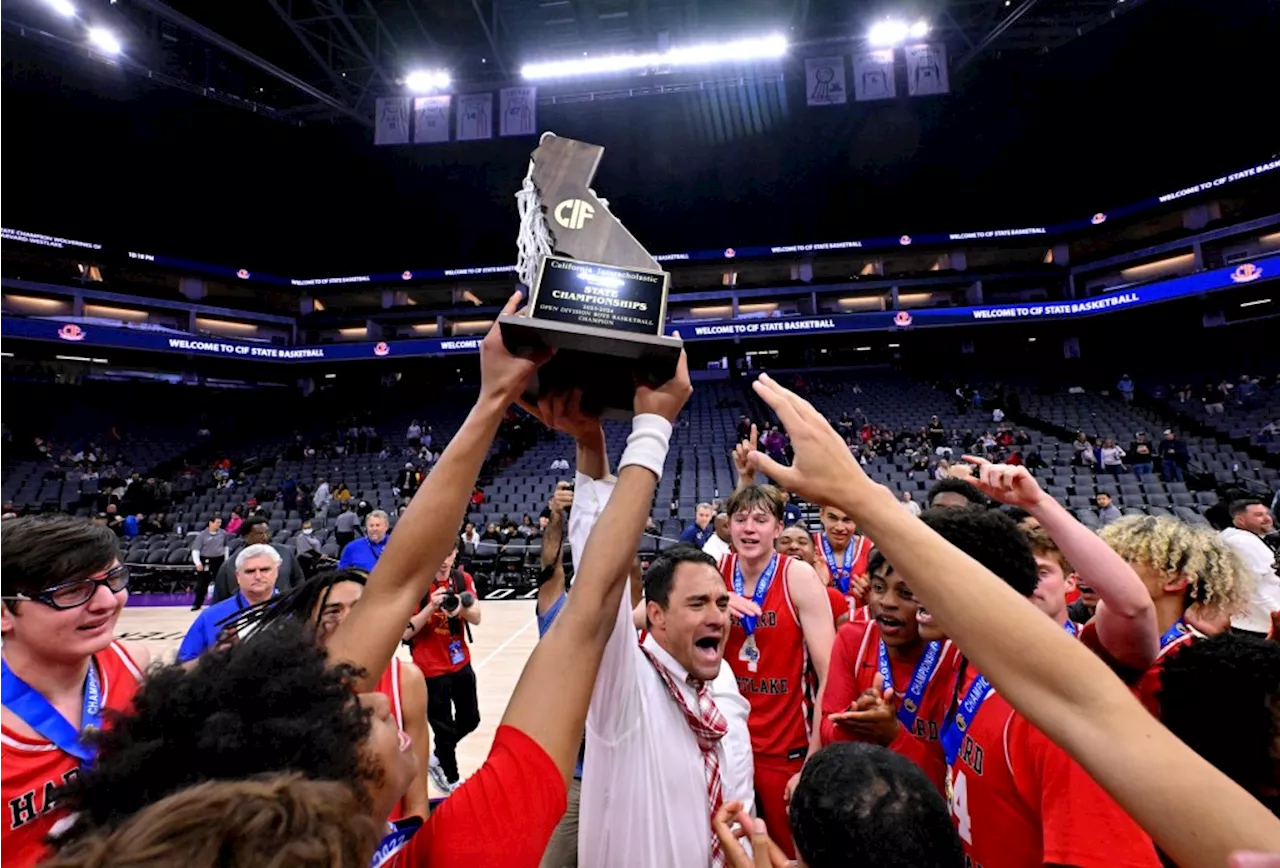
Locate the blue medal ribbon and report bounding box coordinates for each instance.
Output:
[1,657,103,764]
[370,816,423,868]
[1160,619,1188,650]
[878,639,944,731]
[1063,619,1080,637]
[821,535,854,594]
[732,554,778,635]
[941,672,992,767]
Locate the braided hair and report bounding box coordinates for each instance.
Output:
[223,568,369,639]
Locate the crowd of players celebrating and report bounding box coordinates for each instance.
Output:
[2,292,1279,868]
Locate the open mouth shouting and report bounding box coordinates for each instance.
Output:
[876,612,907,639]
[693,632,723,665]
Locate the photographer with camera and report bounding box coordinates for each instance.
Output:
[403,542,482,795]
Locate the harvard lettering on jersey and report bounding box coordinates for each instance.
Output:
[1078,621,1196,718]
[375,659,410,823]
[819,620,957,794]
[946,668,1160,868]
[1,642,144,868]
[719,553,810,759]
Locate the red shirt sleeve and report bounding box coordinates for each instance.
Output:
[405,725,567,868]
[1008,715,1160,868]
[820,621,869,746]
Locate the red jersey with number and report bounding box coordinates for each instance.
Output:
[719,553,810,760]
[409,571,477,679]
[946,668,1160,868]
[1079,621,1196,718]
[1,642,144,868]
[818,620,957,793]
[376,659,411,823]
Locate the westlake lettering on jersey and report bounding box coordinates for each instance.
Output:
[736,676,790,695]
[9,769,78,830]
[958,734,984,775]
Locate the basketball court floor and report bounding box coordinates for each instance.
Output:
[116,598,541,798]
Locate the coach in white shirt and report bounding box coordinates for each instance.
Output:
[572,472,754,867]
[701,512,732,563]
[1220,499,1280,636]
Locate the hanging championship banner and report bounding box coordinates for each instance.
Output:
[804,57,847,107]
[413,95,451,144]
[374,97,412,145]
[852,49,897,101]
[906,43,949,96]
[499,87,538,136]
[456,93,494,141]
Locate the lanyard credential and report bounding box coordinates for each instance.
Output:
[732,554,778,635]
[370,817,423,868]
[821,535,855,594]
[1,657,103,764]
[940,672,992,767]
[878,639,944,730]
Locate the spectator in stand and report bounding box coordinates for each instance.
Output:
[1160,430,1189,483]
[338,511,390,573]
[225,506,244,535]
[395,464,421,501]
[1100,438,1126,478]
[406,419,422,448]
[211,517,302,604]
[120,513,141,539]
[295,519,322,562]
[332,505,360,553]
[1219,500,1280,639]
[189,516,228,610]
[1129,432,1155,479]
[1094,493,1123,527]
[900,491,921,517]
[470,487,486,507]
[1071,431,1092,466]
[517,515,540,539]
[460,522,480,547]
[480,522,502,543]
[312,479,330,513]
[679,502,715,548]
[1117,374,1135,404]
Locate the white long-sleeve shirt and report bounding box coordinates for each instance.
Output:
[1221,527,1280,633]
[571,472,755,868]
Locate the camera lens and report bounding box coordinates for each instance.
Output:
[459,591,476,608]
[442,591,460,611]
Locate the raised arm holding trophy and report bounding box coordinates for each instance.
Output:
[501,132,683,418]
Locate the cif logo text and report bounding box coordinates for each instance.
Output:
[554,199,595,230]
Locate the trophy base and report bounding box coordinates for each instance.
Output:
[498,315,683,419]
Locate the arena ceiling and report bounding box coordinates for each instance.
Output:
[4,0,1147,127]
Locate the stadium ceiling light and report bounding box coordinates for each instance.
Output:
[521,34,788,80]
[868,19,929,46]
[44,0,76,17]
[87,27,122,55]
[405,69,451,92]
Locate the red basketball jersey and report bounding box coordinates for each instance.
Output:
[946,668,1160,868]
[813,532,872,617]
[819,620,958,794]
[375,659,411,822]
[2,642,144,868]
[1079,621,1197,718]
[720,553,810,760]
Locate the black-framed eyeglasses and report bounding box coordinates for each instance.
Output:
[2,564,130,610]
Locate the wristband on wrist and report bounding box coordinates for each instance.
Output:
[618,413,673,478]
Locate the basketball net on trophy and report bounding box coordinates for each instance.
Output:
[502,131,682,418]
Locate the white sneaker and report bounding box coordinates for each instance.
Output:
[427,755,451,795]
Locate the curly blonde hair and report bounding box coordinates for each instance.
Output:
[1097,515,1253,616]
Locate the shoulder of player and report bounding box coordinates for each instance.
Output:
[112,639,151,676]
[397,658,424,682]
[834,618,874,652]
